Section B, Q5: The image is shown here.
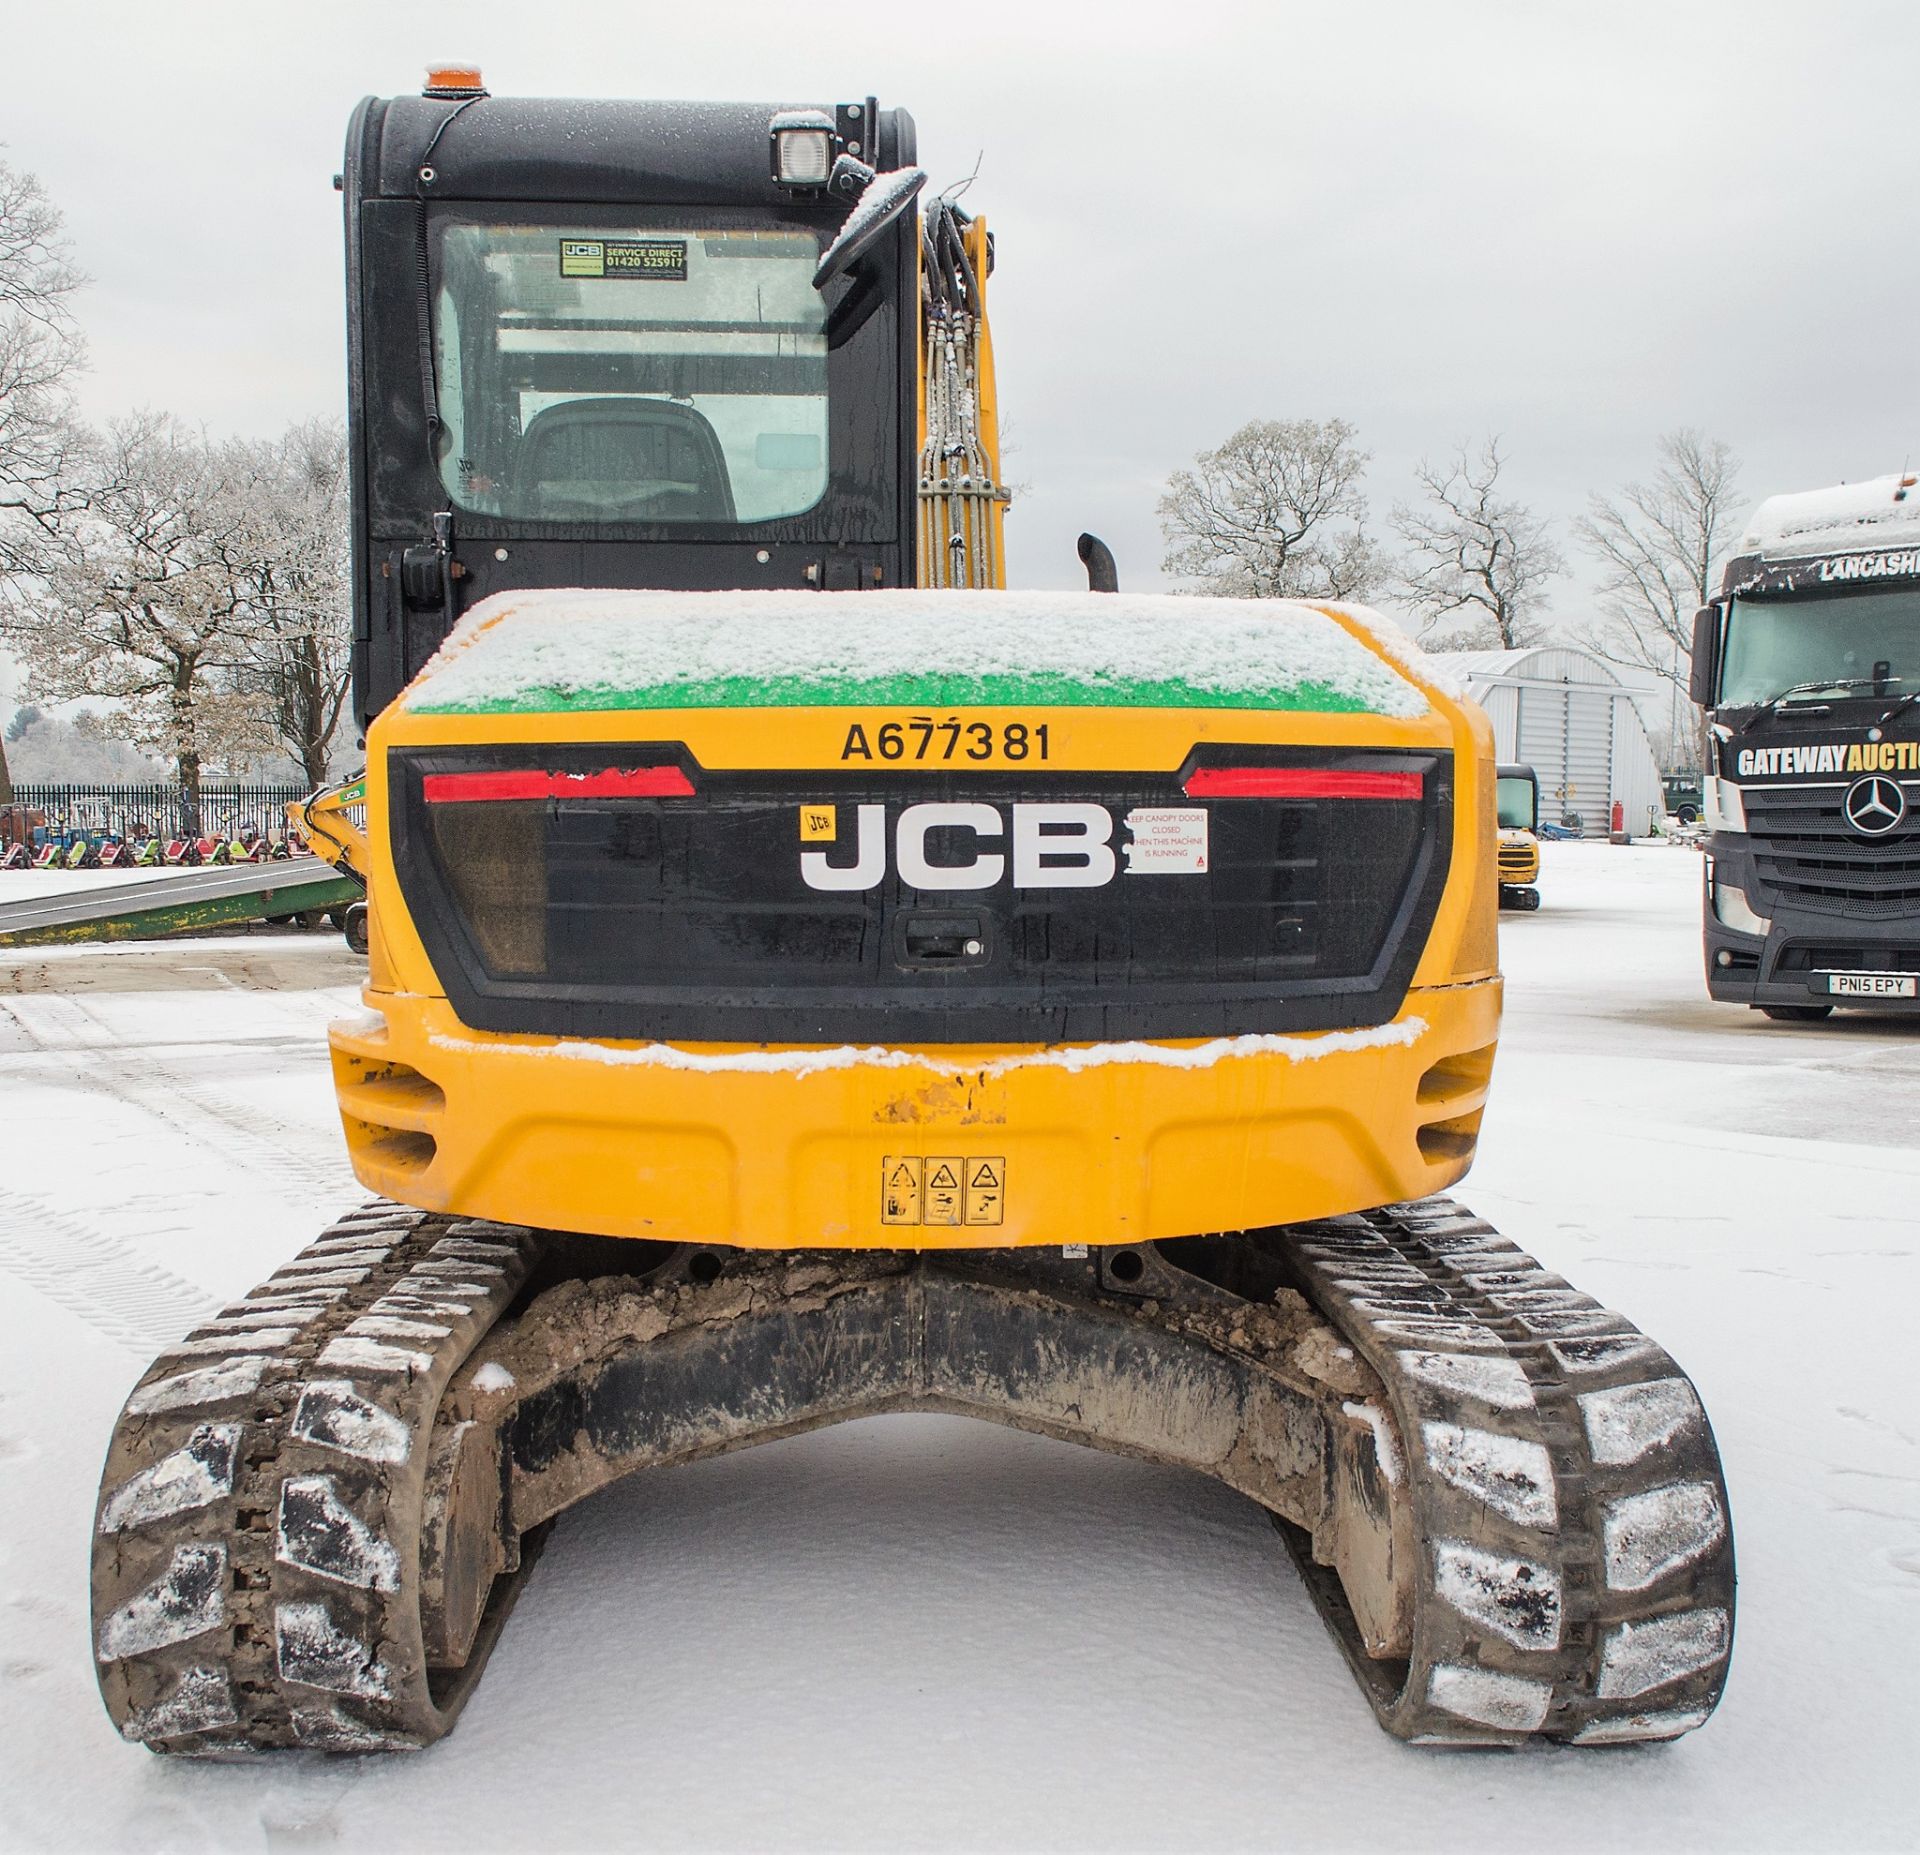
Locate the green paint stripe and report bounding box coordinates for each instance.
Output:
[413,670,1382,716]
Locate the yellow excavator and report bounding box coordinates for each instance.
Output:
[92,72,1732,1754]
[1496,763,1543,911]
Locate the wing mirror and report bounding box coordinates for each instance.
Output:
[813,156,926,290]
[1689,605,1721,707]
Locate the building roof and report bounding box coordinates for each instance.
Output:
[1429,646,1624,686]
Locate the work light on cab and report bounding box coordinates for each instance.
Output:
[769,109,835,187]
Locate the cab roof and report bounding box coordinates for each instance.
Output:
[353,94,915,206]
[1740,472,1920,560]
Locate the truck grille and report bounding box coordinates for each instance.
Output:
[1745,783,1920,917]
[1772,944,1920,974]
[393,743,1453,1043]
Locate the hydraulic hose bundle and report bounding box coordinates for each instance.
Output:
[918,199,1004,590]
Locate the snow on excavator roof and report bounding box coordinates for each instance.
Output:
[401,588,1435,718]
[1741,472,1920,558]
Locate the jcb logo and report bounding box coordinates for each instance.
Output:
[801,802,1116,892]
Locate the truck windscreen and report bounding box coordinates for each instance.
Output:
[1722,588,1920,706]
[433,223,828,526]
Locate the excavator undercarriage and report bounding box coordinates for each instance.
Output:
[95,1198,1733,1753]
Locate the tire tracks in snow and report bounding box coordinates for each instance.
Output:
[0,991,349,1196]
[0,983,353,1354]
[0,1191,215,1356]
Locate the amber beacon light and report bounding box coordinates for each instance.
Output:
[423,63,488,99]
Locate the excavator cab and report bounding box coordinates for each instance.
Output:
[340,85,925,725]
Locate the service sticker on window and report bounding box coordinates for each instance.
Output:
[1123,808,1209,874]
[557,238,688,280]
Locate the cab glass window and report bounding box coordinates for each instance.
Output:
[1495,775,1536,831]
[433,223,828,525]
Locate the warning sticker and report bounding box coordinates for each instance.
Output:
[1123,808,1209,874]
[963,1157,1004,1226]
[558,238,688,280]
[881,1155,1006,1226]
[881,1157,922,1225]
[799,804,837,842]
[924,1158,963,1226]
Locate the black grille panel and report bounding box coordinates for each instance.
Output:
[1746,782,1920,914]
[1773,944,1920,974]
[393,743,1453,1043]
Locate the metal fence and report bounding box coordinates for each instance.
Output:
[8,782,311,841]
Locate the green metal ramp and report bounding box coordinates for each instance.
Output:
[0,861,361,948]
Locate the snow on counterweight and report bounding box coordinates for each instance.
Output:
[400,588,1433,719]
[423,1016,1430,1081]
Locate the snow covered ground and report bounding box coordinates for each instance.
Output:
[1,841,1915,1852]
[0,865,192,901]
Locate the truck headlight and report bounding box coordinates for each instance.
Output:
[1703,775,1747,834]
[1711,875,1770,936]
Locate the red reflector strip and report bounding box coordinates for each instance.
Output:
[1183,767,1424,801]
[422,767,695,804]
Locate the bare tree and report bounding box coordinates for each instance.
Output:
[1159,417,1384,600]
[0,154,88,800]
[1,413,277,823]
[1574,429,1744,718]
[1392,437,1563,649]
[235,419,353,787]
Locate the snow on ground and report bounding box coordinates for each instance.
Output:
[0,866,195,902]
[1,844,1916,1852]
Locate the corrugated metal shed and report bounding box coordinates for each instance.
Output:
[1430,646,1667,837]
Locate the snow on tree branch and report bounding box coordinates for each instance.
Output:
[1158,417,1385,600]
[1391,436,1562,650]
[0,413,352,810]
[1574,428,1743,713]
[0,153,91,800]
[0,154,87,575]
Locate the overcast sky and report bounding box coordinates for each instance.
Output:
[5,0,1917,637]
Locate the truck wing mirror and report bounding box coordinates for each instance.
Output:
[1689,605,1720,707]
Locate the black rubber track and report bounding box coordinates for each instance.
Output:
[93,1203,546,1752]
[1277,1197,1736,1745]
[92,1194,1735,1753]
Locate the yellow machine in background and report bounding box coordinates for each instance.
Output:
[97,78,1731,1760]
[1496,761,1542,911]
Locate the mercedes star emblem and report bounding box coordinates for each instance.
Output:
[1842,773,1908,836]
